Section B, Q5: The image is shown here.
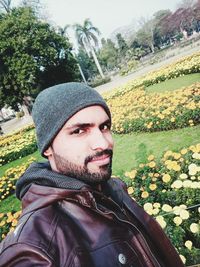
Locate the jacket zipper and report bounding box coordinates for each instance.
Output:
[92,200,161,267]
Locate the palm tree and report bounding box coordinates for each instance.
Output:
[73,18,105,78]
[0,0,12,13]
[58,25,87,83]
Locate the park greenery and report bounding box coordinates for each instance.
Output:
[0,0,200,266]
[0,50,200,265]
[1,0,200,112]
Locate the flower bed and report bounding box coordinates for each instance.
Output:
[124,143,200,265]
[107,83,200,133]
[0,126,37,166]
[0,157,35,202]
[104,51,200,100]
[0,143,199,264]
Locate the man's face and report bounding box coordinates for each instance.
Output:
[44,105,114,183]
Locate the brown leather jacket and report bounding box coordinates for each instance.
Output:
[0,179,184,267]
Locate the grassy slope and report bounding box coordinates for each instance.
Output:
[146,73,200,93]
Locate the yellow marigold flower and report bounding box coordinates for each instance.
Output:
[162,174,171,183]
[147,155,154,161]
[0,213,4,219]
[141,191,149,199]
[173,153,181,160]
[185,240,192,250]
[183,180,192,188]
[172,163,181,171]
[139,163,145,168]
[179,173,188,180]
[170,117,175,122]
[173,216,182,226]
[180,148,187,155]
[171,180,182,189]
[192,152,200,159]
[153,202,161,208]
[179,255,186,264]
[2,234,5,239]
[190,223,199,233]
[148,161,156,168]
[152,208,159,215]
[129,170,137,179]
[143,202,153,211]
[156,215,166,229]
[0,220,5,227]
[128,187,134,195]
[149,183,157,191]
[188,163,198,176]
[179,209,190,220]
[12,219,18,227]
[14,211,21,218]
[162,204,172,212]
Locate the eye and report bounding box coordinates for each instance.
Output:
[71,128,85,135]
[100,123,111,131]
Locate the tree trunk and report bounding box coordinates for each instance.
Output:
[90,46,105,78]
[77,63,87,83]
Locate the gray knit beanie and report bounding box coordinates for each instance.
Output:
[32,82,111,156]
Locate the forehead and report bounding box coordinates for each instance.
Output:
[64,105,110,126]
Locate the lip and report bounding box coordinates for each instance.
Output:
[89,155,110,166]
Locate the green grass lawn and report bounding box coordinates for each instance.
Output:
[113,124,200,175]
[1,124,200,213]
[145,73,200,93]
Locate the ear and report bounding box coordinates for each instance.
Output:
[44,146,53,157]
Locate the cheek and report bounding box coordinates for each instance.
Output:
[65,141,87,163]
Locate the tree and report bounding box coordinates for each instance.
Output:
[0,7,79,110]
[0,0,12,13]
[153,10,172,47]
[73,18,105,78]
[77,48,98,81]
[136,17,155,53]
[116,33,128,57]
[98,38,118,71]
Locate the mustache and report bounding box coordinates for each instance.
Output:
[84,149,113,165]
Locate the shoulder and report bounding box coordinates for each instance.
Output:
[0,204,81,266]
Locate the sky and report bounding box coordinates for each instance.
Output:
[12,0,182,46]
[42,0,182,38]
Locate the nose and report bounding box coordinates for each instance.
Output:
[90,129,112,151]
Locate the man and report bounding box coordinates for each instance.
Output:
[0,82,184,266]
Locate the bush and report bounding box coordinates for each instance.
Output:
[88,76,111,87]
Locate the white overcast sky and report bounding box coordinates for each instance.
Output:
[12,0,182,44]
[42,0,181,38]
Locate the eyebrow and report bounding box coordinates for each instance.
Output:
[64,119,111,131]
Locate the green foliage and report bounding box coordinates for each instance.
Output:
[116,33,128,56]
[124,144,200,265]
[77,48,98,80]
[88,76,111,87]
[0,6,79,110]
[98,38,119,70]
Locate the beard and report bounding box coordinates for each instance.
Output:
[51,149,113,184]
